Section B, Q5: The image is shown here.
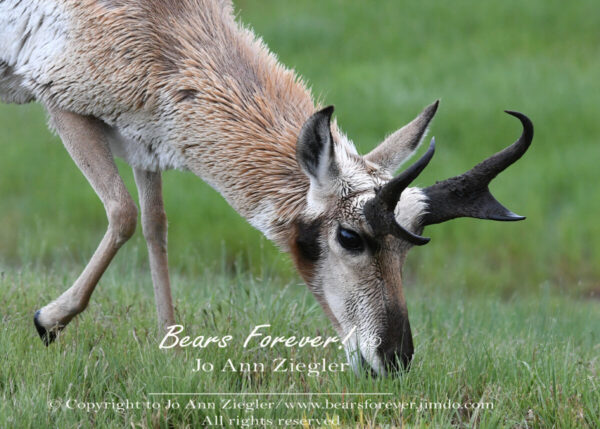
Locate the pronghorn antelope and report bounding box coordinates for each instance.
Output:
[1,0,533,375]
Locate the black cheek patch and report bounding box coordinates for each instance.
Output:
[295,219,323,262]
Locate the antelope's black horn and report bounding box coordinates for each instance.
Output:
[463,111,533,184]
[422,111,533,226]
[378,139,436,211]
[364,139,436,246]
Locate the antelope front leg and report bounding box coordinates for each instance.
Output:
[133,168,175,331]
[34,108,137,345]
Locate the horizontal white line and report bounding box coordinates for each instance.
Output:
[148,392,393,396]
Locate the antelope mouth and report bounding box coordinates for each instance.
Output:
[345,347,378,377]
[345,342,403,377]
[343,326,414,377]
[360,353,380,378]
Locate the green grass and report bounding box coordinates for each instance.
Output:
[1,0,599,427]
[1,267,598,427]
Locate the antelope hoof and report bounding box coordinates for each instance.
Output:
[34,310,62,346]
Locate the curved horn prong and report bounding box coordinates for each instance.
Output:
[378,139,436,211]
[389,219,431,245]
[422,111,533,226]
[463,111,533,184]
[364,139,436,246]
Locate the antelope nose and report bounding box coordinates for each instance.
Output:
[379,339,414,373]
[378,319,414,373]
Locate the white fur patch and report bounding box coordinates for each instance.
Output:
[394,187,428,232]
[0,0,68,103]
[247,199,277,241]
[103,114,188,172]
[335,135,375,193]
[304,182,329,216]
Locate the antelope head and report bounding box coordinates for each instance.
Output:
[292,101,533,376]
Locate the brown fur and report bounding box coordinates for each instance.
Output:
[32,0,341,246]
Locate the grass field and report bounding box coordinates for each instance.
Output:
[1,0,599,427]
[1,268,599,427]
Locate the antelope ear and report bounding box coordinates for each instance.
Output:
[296,106,338,188]
[366,100,439,174]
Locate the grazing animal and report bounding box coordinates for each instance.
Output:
[0,0,532,375]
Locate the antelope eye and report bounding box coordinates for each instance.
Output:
[337,227,364,251]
